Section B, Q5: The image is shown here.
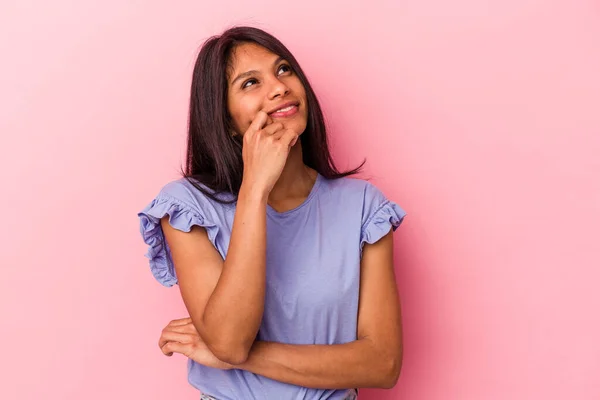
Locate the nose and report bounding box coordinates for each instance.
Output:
[267,76,290,100]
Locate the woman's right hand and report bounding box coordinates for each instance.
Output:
[241,111,299,194]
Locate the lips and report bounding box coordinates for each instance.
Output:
[267,101,299,116]
[270,105,298,118]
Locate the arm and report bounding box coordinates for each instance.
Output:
[161,113,299,365]
[238,230,403,389]
[161,183,268,365]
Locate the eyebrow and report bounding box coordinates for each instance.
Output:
[230,56,286,87]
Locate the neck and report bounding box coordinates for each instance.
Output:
[268,143,316,203]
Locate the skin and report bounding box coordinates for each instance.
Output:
[158,43,403,389]
[227,42,307,138]
[227,42,316,210]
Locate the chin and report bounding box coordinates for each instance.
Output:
[281,119,307,135]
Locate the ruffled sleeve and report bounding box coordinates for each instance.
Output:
[137,181,220,287]
[360,182,407,253]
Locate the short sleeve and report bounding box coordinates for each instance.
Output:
[360,182,407,252]
[137,180,220,287]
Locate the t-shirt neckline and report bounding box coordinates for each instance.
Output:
[266,173,322,217]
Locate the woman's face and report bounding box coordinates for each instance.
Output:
[227,42,308,137]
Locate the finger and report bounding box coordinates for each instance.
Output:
[161,341,188,357]
[248,111,269,135]
[277,129,299,147]
[160,331,192,344]
[272,127,293,140]
[160,340,173,356]
[158,331,193,349]
[166,323,198,334]
[168,317,192,327]
[261,122,284,136]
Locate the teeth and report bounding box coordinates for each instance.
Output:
[275,105,294,113]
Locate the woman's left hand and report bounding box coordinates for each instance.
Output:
[158,317,234,370]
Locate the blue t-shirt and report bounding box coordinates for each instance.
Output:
[138,173,406,400]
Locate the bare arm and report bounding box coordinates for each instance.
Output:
[161,183,268,364]
[161,112,298,365]
[237,230,403,388]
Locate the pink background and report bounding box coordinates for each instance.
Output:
[1,1,599,399]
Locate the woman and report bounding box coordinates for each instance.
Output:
[138,26,407,400]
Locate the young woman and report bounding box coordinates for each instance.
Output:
[138,26,407,400]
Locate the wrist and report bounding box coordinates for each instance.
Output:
[239,180,270,204]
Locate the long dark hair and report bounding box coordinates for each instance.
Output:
[182,26,364,203]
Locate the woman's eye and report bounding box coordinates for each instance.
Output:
[242,79,257,89]
[278,64,291,75]
[242,65,290,89]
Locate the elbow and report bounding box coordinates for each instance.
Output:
[199,317,254,365]
[208,341,251,366]
[378,352,402,389]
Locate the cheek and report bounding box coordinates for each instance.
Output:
[294,85,308,116]
[235,100,263,132]
[291,77,307,97]
[229,107,251,134]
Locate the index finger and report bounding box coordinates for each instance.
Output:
[169,317,192,326]
[248,111,269,134]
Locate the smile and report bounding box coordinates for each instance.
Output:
[269,105,299,118]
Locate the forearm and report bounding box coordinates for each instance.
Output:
[238,339,401,389]
[202,182,268,362]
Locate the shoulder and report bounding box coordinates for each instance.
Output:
[321,175,388,205]
[138,177,234,238]
[153,177,235,212]
[137,178,232,287]
[321,176,407,249]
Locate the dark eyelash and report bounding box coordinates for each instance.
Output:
[242,78,257,88]
[242,65,291,89]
